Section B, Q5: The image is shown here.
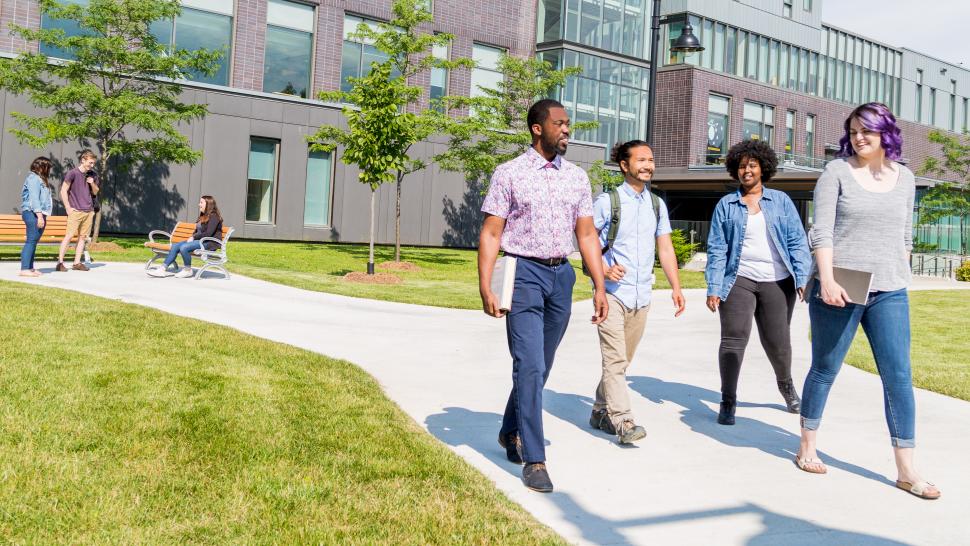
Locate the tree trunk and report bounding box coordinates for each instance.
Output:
[395,173,402,263]
[368,189,376,275]
[91,151,108,243]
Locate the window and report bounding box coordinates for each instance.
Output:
[803,0,812,11]
[735,30,747,77]
[743,101,774,143]
[700,19,713,69]
[963,99,970,133]
[304,149,333,227]
[264,0,314,98]
[805,114,815,157]
[538,0,563,42]
[785,110,795,159]
[151,0,234,86]
[779,44,789,89]
[950,90,957,132]
[430,43,448,111]
[341,16,394,94]
[916,82,923,123]
[746,32,758,79]
[471,43,504,99]
[707,94,730,165]
[783,0,793,18]
[768,40,779,85]
[713,23,725,72]
[39,0,89,60]
[725,27,737,75]
[930,88,937,126]
[758,36,769,83]
[246,138,279,224]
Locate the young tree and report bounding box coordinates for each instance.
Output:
[308,0,470,269]
[434,55,596,194]
[0,0,221,241]
[919,130,970,254]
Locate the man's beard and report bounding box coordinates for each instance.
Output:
[541,135,567,156]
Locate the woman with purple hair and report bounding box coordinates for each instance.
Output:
[794,102,941,500]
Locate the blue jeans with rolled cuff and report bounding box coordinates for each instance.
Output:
[164,240,203,268]
[800,283,915,448]
[498,257,575,463]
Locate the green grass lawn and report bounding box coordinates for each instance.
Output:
[0,281,563,544]
[844,290,970,402]
[1,236,706,309]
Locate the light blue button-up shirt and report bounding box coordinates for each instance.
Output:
[21,172,53,216]
[593,182,672,309]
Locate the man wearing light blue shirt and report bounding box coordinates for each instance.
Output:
[588,141,686,444]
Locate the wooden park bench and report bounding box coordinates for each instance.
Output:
[144,221,234,280]
[0,213,92,262]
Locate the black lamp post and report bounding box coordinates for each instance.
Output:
[644,2,704,144]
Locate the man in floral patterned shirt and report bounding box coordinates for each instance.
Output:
[478,99,608,493]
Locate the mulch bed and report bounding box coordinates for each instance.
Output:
[344,272,402,284]
[86,241,124,252]
[378,261,421,272]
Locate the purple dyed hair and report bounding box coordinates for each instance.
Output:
[837,102,903,161]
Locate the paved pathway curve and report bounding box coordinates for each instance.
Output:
[5,262,969,545]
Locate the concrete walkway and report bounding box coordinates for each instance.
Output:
[5,262,969,545]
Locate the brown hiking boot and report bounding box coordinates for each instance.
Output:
[72,263,90,271]
[56,262,69,272]
[498,432,523,465]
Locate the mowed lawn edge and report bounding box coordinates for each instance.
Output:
[0,281,565,544]
[843,290,970,402]
[1,237,707,309]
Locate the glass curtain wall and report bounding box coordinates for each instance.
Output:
[658,15,905,112]
[544,49,648,147]
[542,0,649,59]
[821,26,901,112]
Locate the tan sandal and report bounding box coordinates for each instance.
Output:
[794,455,827,474]
[896,480,941,500]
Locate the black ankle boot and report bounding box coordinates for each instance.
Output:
[717,400,736,425]
[778,380,801,414]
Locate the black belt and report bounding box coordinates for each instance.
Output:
[505,253,569,267]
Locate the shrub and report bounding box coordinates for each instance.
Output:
[654,229,699,267]
[956,261,970,282]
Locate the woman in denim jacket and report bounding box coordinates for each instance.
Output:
[19,157,54,277]
[705,140,812,425]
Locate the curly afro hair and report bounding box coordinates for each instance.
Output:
[724,139,778,183]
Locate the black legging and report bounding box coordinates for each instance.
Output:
[718,275,796,404]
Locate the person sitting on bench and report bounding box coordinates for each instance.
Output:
[148,195,223,278]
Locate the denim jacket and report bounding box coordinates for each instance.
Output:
[21,172,53,216]
[705,188,812,300]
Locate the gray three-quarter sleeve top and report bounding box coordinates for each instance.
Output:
[808,158,914,292]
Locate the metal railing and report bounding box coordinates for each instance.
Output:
[693,150,830,170]
[910,253,966,279]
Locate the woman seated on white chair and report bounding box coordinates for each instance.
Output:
[148,195,223,278]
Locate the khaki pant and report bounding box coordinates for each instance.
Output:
[593,293,650,427]
[66,210,94,238]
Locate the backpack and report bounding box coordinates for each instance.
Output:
[582,187,661,276]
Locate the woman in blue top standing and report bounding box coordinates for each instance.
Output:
[19,157,54,277]
[705,140,812,425]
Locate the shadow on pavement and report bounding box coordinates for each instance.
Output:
[627,375,894,486]
[423,406,905,545]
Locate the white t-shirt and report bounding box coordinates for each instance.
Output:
[736,211,790,282]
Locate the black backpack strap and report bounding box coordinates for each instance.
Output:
[649,191,661,226]
[605,188,621,252]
